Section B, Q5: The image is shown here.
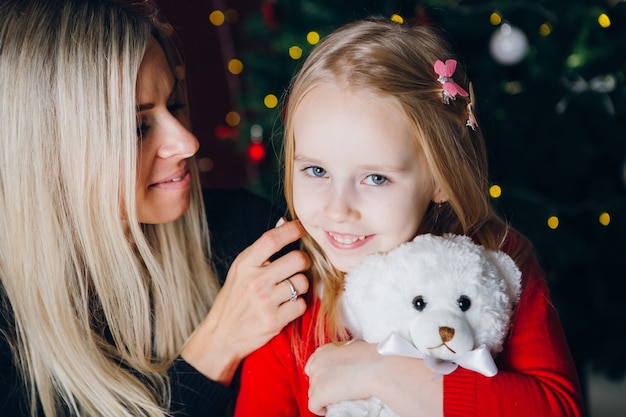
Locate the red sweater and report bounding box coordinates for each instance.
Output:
[235,243,584,417]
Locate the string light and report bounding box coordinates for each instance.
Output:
[598,13,611,28]
[289,46,303,60]
[264,94,278,109]
[227,59,243,75]
[539,23,552,36]
[390,14,404,24]
[307,31,320,45]
[489,184,502,199]
[225,111,240,127]
[547,216,560,230]
[209,10,225,26]
[490,12,502,26]
[599,212,611,226]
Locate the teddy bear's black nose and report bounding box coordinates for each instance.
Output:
[439,326,455,342]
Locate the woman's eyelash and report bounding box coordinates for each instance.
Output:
[168,102,186,113]
[137,120,149,137]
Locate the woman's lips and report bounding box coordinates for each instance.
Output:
[150,169,191,189]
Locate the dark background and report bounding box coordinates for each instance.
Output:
[158,1,626,415]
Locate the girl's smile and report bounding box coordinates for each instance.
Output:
[325,231,372,249]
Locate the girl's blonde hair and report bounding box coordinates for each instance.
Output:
[282,18,531,347]
[0,0,219,415]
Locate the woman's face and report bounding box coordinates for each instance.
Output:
[135,39,199,224]
[291,83,444,273]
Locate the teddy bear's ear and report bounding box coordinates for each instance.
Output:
[484,250,522,304]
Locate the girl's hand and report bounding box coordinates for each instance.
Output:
[305,341,443,417]
[305,341,379,415]
[181,220,310,385]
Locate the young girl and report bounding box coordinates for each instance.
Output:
[234,18,583,417]
[0,1,309,416]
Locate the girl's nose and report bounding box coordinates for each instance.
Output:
[156,115,199,159]
[323,186,360,223]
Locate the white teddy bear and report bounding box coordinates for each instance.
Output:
[326,233,522,417]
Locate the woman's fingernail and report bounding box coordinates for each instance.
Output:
[275,217,286,228]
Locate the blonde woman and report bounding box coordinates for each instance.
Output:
[0,0,309,416]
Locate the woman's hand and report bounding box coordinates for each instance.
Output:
[181,220,310,385]
[305,341,443,417]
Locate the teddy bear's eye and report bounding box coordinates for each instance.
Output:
[457,295,471,312]
[412,296,427,311]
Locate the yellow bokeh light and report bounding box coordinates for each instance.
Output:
[227,59,243,75]
[209,10,225,26]
[225,111,240,127]
[307,31,320,45]
[539,23,552,37]
[489,184,502,199]
[547,216,559,230]
[391,14,404,24]
[599,212,610,226]
[598,13,611,28]
[289,46,303,60]
[264,94,279,109]
[490,12,502,26]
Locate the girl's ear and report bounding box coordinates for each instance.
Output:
[432,187,448,204]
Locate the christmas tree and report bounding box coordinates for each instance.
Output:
[163,0,626,405]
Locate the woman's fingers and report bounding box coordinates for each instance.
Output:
[180,220,311,384]
[241,219,306,267]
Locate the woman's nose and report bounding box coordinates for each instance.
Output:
[156,115,199,159]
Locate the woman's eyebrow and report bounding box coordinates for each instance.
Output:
[136,78,179,112]
[137,103,155,111]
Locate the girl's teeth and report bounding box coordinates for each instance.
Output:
[329,233,365,244]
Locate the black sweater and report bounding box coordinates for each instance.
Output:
[0,188,282,416]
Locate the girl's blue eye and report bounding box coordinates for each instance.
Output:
[305,166,327,177]
[364,174,388,185]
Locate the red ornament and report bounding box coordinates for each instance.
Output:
[248,142,266,163]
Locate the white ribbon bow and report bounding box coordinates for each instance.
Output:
[376,332,498,377]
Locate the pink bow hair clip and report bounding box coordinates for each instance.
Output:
[434,59,468,104]
[466,82,479,131]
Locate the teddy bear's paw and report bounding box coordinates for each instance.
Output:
[326,397,397,417]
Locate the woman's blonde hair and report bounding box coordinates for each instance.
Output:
[0,0,219,415]
[282,18,531,347]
